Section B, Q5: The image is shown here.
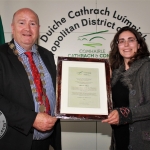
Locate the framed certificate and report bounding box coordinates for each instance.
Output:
[55,57,112,120]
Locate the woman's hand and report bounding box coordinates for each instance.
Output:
[102,110,119,125]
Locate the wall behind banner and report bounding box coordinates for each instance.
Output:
[1,0,150,149]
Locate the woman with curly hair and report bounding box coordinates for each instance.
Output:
[102,26,150,150]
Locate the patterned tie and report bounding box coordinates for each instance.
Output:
[25,52,50,113]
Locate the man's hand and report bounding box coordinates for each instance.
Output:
[33,113,57,131]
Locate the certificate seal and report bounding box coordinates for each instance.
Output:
[0,111,7,139]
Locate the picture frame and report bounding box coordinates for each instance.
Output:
[55,56,112,120]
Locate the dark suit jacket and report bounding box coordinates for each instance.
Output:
[0,40,61,150]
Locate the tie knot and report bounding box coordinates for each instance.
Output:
[25,52,33,58]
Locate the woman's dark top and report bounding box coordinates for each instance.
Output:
[111,78,129,150]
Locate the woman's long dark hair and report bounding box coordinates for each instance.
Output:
[109,26,150,71]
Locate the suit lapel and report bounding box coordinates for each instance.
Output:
[7,41,55,106]
[7,46,34,103]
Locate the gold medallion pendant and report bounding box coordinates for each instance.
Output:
[39,104,46,112]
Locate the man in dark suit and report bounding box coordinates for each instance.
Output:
[0,8,61,150]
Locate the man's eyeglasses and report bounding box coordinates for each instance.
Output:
[117,37,137,46]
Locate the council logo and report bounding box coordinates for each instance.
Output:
[78,30,108,47]
[0,111,7,139]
